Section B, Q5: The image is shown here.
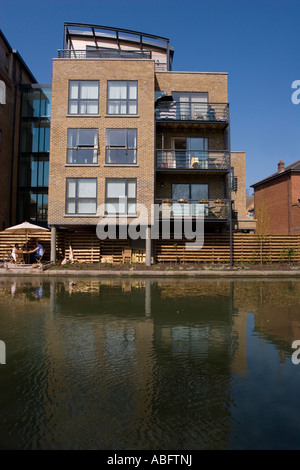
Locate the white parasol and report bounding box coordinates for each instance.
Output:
[4,221,49,246]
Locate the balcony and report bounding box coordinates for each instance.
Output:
[58,49,152,59]
[57,49,168,71]
[156,150,229,171]
[155,199,230,220]
[155,101,229,124]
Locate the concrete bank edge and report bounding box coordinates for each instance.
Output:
[1,269,300,278]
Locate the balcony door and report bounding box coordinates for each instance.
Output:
[172,137,208,169]
[172,92,208,120]
[172,183,209,216]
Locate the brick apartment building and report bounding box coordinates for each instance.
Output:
[48,23,249,264]
[0,29,37,230]
[252,159,300,234]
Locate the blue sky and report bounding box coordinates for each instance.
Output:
[2,0,300,190]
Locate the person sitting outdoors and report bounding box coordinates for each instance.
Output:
[28,241,44,264]
[11,244,21,263]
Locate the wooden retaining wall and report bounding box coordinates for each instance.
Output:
[1,231,300,264]
[155,234,300,263]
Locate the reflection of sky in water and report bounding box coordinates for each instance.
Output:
[230,312,300,450]
[0,278,300,449]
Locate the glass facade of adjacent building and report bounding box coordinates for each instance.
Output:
[18,85,51,226]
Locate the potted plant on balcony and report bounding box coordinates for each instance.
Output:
[162,198,172,205]
[199,199,209,204]
[214,198,224,204]
[178,199,188,204]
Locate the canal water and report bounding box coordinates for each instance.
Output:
[0,276,300,450]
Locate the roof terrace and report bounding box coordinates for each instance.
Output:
[58,23,174,71]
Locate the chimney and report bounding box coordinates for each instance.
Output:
[278,159,285,173]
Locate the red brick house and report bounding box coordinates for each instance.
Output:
[252,160,300,234]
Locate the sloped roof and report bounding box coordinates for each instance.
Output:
[251,160,300,187]
[246,196,254,210]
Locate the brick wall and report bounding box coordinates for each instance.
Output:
[290,173,300,233]
[155,72,228,102]
[49,59,155,226]
[254,174,289,234]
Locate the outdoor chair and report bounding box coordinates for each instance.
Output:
[122,248,132,264]
[15,250,25,265]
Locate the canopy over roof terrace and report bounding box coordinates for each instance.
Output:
[59,22,174,71]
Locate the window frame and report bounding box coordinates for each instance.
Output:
[67,128,99,164]
[105,178,137,216]
[105,128,137,164]
[171,183,209,201]
[107,80,138,115]
[65,178,97,215]
[68,80,99,115]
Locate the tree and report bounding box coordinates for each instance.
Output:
[255,198,271,264]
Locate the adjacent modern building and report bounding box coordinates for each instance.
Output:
[18,84,51,226]
[252,159,300,234]
[0,29,37,230]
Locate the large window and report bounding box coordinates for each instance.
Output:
[66,178,97,215]
[172,183,209,201]
[68,81,99,115]
[172,137,208,168]
[0,81,6,104]
[172,183,209,217]
[18,86,51,226]
[19,155,49,188]
[106,129,137,164]
[172,92,208,120]
[106,179,136,215]
[107,81,137,115]
[67,129,98,164]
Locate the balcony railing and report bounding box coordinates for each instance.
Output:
[155,102,229,123]
[156,199,230,220]
[156,150,229,170]
[58,49,152,60]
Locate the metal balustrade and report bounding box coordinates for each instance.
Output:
[156,150,229,170]
[58,49,152,59]
[155,101,229,123]
[155,199,230,219]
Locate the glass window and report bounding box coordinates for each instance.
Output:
[19,155,49,189]
[68,81,99,115]
[106,129,137,164]
[0,81,6,104]
[106,179,136,215]
[18,189,48,223]
[21,121,50,153]
[172,183,209,201]
[66,178,97,214]
[22,88,51,118]
[107,81,137,115]
[67,129,98,164]
[172,92,208,120]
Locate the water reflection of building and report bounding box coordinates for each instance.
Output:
[2,278,299,449]
[232,280,300,369]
